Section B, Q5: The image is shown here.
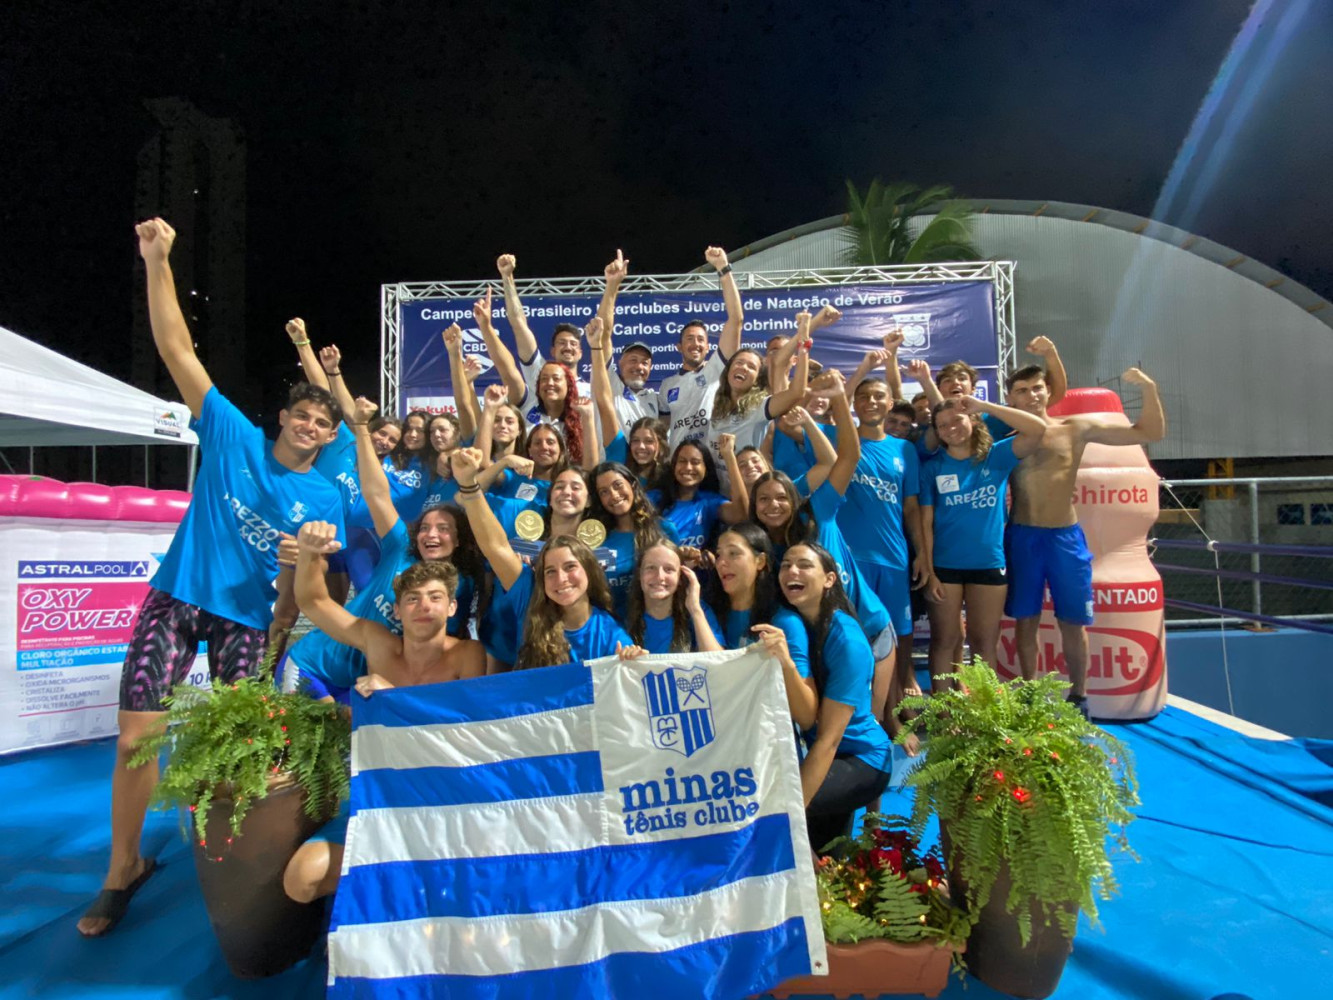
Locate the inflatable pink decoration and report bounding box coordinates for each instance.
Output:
[996,388,1168,720]
[0,475,190,523]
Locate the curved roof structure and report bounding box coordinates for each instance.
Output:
[711,200,1333,461]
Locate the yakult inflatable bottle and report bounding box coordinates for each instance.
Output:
[996,388,1167,720]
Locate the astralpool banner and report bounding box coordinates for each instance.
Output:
[397,280,999,415]
[0,478,208,755]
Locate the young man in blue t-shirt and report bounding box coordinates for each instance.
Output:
[78,218,348,937]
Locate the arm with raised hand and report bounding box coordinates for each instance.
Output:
[136,218,212,417]
[585,316,621,445]
[474,384,509,469]
[286,318,327,390]
[476,454,533,492]
[294,522,377,651]
[906,358,945,450]
[474,286,527,406]
[496,254,539,367]
[451,448,524,590]
[573,397,601,470]
[958,396,1048,458]
[597,250,628,356]
[317,344,357,419]
[846,348,886,404]
[764,313,809,417]
[349,396,398,539]
[705,246,744,360]
[807,371,860,494]
[718,433,749,522]
[442,322,478,441]
[882,328,906,402]
[1080,368,1166,446]
[1027,336,1067,407]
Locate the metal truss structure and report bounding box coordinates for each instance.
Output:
[381,262,1017,412]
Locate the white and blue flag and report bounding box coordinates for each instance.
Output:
[327,646,825,999]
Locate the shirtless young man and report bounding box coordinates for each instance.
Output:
[1004,365,1165,715]
[281,520,486,903]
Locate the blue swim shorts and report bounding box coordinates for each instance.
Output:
[1003,523,1094,625]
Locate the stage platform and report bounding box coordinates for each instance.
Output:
[2,704,1330,1000]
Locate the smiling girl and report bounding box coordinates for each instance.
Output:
[588,461,679,619]
[627,541,723,654]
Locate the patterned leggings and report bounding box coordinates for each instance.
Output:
[118,588,269,712]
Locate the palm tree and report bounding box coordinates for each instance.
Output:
[839,180,981,266]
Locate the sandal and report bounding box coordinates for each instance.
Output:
[77,858,159,937]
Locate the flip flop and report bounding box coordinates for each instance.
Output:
[77,858,160,937]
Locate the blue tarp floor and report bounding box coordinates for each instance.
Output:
[2,705,1331,1000]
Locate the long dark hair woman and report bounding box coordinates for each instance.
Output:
[588,461,679,619]
[778,541,893,852]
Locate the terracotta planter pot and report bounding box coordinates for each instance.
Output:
[766,938,960,999]
[193,775,332,979]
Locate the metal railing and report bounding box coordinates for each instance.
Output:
[1155,476,1333,627]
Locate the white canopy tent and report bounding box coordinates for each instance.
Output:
[0,324,198,484]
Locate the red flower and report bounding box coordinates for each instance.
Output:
[993,770,1005,782]
[869,847,904,872]
[1012,786,1031,804]
[1051,751,1060,760]
[1023,747,1033,756]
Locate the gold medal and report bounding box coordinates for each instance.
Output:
[515,510,545,541]
[576,518,607,548]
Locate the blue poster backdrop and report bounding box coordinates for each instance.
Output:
[396,280,998,415]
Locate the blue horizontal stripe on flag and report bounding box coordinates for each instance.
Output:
[334,813,794,928]
[354,662,591,730]
[329,916,810,1000]
[351,751,603,811]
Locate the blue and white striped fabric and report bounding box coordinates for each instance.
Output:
[327,646,825,1000]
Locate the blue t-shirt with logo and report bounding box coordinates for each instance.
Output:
[771,425,832,480]
[805,610,891,771]
[799,482,891,640]
[291,519,413,691]
[641,603,724,654]
[604,521,681,620]
[838,435,918,571]
[151,388,346,630]
[502,565,633,665]
[919,437,1020,570]
[491,469,550,506]
[658,491,728,549]
[722,606,810,678]
[313,423,360,514]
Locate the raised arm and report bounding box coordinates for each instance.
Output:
[1080,368,1166,446]
[474,286,527,406]
[882,329,906,402]
[136,218,212,417]
[764,317,811,418]
[597,250,628,349]
[845,348,886,404]
[294,521,378,652]
[348,397,398,538]
[906,358,945,451]
[1027,336,1067,407]
[959,396,1048,458]
[496,254,539,367]
[442,322,478,441]
[573,397,602,470]
[585,316,621,444]
[317,344,357,420]
[474,385,509,469]
[286,318,327,390]
[717,433,748,522]
[476,454,533,492]
[807,371,860,494]
[451,448,524,590]
[705,246,745,360]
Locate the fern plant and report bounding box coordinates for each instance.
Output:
[129,666,351,848]
[815,813,969,950]
[897,663,1138,946]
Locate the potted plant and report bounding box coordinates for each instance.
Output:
[130,668,350,978]
[897,662,1139,999]
[768,814,968,999]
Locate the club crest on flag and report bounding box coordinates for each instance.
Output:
[641,666,715,757]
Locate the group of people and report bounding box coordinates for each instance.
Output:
[76,218,1165,937]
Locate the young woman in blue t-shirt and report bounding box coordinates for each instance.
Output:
[652,435,748,549]
[626,540,723,654]
[779,541,894,852]
[452,448,632,670]
[920,395,1046,690]
[589,461,680,619]
[703,523,817,730]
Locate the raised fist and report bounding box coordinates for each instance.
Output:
[319,344,341,374]
[905,358,932,382]
[1027,336,1055,356]
[584,315,605,349]
[450,446,484,486]
[285,318,308,344]
[441,322,462,350]
[483,384,508,409]
[704,246,729,271]
[352,396,378,425]
[810,304,842,330]
[1122,367,1155,387]
[496,254,517,279]
[507,456,536,477]
[462,356,484,382]
[717,432,736,457]
[297,521,343,557]
[135,218,176,262]
[861,348,889,370]
[883,328,905,353]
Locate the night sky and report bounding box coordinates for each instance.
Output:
[3,0,1331,425]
